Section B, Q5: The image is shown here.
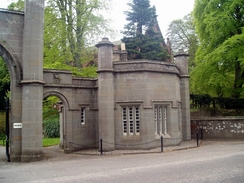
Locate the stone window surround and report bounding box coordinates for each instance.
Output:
[119,103,141,138]
[80,108,86,125]
[153,101,172,138]
[79,104,90,126]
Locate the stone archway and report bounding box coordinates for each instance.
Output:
[43,91,70,151]
[0,0,45,162]
[0,41,23,162]
[0,2,99,162]
[0,41,22,83]
[43,91,70,110]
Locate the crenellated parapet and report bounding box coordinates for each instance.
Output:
[113,60,180,75]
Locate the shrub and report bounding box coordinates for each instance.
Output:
[43,115,60,138]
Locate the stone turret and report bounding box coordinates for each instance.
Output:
[112,43,128,62]
[174,49,191,140]
[96,38,115,151]
[174,49,189,75]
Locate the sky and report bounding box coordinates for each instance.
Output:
[0,0,195,41]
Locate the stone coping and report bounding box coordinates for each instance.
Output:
[72,77,98,81]
[0,8,24,15]
[113,60,180,75]
[44,84,97,89]
[114,59,176,65]
[43,69,72,74]
[192,117,244,120]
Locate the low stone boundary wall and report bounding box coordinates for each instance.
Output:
[191,117,244,139]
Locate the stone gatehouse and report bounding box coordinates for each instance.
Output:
[42,38,190,154]
[0,1,190,162]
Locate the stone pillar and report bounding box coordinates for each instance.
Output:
[120,50,128,61]
[120,43,128,61]
[20,0,45,161]
[96,38,115,151]
[174,50,191,140]
[113,45,120,61]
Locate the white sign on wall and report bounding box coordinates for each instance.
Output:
[13,123,22,129]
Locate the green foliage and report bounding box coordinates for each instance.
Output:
[7,0,111,76]
[0,112,6,136]
[0,57,10,111]
[123,0,156,36]
[0,57,10,91]
[166,14,198,71]
[122,0,169,61]
[190,94,213,108]
[43,97,60,138]
[190,94,244,110]
[79,66,98,78]
[7,0,24,11]
[43,114,60,138]
[42,138,60,147]
[192,0,244,98]
[44,0,114,68]
[43,96,60,120]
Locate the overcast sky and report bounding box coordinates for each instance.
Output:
[0,0,195,41]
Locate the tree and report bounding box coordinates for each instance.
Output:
[122,0,169,61]
[192,0,244,98]
[7,0,24,11]
[166,14,198,71]
[7,0,114,77]
[0,57,10,111]
[45,0,114,68]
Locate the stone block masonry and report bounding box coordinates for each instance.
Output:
[191,117,244,139]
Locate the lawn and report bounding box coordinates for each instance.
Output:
[0,137,60,147]
[42,138,60,147]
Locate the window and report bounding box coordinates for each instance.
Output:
[81,108,86,125]
[122,106,140,136]
[154,105,168,135]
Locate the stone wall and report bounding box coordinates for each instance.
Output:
[191,117,244,139]
[43,69,98,152]
[0,9,24,65]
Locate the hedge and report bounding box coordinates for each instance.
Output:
[190,94,244,109]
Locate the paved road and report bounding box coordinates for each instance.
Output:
[0,141,243,183]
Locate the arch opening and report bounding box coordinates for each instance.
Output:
[0,42,22,162]
[43,91,70,154]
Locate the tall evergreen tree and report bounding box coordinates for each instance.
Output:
[122,0,169,61]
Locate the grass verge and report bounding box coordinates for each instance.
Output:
[42,138,60,147]
[0,138,60,147]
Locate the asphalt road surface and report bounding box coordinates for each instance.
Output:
[0,141,243,183]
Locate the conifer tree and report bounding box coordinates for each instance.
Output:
[122,0,169,61]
